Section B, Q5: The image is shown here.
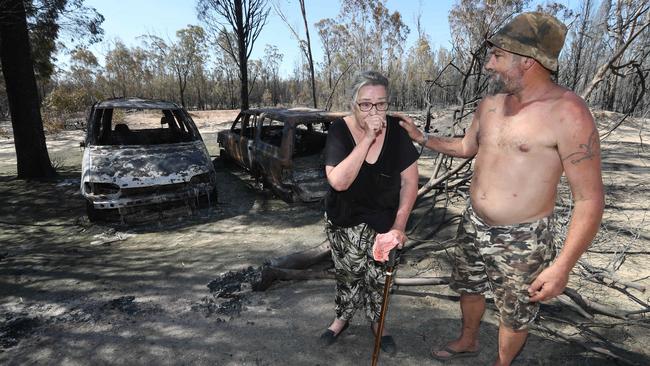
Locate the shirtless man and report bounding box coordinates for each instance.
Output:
[398,12,604,366]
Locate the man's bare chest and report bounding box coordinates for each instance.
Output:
[479,113,557,154]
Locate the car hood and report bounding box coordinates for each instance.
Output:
[83,142,213,187]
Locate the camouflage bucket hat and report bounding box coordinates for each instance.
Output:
[487,12,567,72]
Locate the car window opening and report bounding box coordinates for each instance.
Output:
[92,109,197,146]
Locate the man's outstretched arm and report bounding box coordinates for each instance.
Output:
[395,104,480,159]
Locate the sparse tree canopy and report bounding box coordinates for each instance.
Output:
[20,0,650,121]
[275,0,318,108]
[197,0,270,110]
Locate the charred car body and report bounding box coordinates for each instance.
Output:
[217,108,344,203]
[81,98,217,221]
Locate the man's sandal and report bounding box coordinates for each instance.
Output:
[431,346,479,360]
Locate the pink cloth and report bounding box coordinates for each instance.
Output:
[372,232,400,262]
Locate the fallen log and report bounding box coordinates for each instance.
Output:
[253,266,333,291]
[253,264,451,291]
[393,276,450,286]
[267,240,331,269]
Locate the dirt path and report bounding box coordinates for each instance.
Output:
[0,110,648,365]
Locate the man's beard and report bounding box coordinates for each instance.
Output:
[486,73,506,95]
[486,71,521,95]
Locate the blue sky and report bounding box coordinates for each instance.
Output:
[78,0,456,75]
[77,0,577,76]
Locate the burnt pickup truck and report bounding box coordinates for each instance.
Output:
[217,108,344,203]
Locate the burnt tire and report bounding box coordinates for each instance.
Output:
[266,183,295,203]
[209,185,219,204]
[219,149,234,168]
[251,164,266,190]
[279,189,296,204]
[86,200,105,222]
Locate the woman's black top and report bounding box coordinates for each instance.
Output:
[324,115,419,233]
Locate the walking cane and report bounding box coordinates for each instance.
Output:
[371,248,398,366]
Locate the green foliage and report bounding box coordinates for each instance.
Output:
[42,83,89,133]
[24,0,104,81]
[44,84,87,114]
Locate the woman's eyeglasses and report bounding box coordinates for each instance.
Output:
[356,101,389,112]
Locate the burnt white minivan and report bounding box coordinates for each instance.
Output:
[81,98,217,221]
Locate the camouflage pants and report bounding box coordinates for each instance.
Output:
[325,220,388,322]
[450,205,556,330]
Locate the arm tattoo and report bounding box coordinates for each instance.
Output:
[562,128,598,165]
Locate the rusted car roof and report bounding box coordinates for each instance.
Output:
[249,108,346,124]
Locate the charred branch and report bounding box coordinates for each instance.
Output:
[532,319,648,366]
[417,157,472,197]
[599,62,647,140]
[581,13,650,102]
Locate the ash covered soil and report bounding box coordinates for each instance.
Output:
[0,110,649,365]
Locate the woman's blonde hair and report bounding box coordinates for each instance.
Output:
[348,71,389,107]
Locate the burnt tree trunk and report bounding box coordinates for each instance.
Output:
[176,70,187,108]
[299,0,317,108]
[235,0,249,110]
[0,0,55,179]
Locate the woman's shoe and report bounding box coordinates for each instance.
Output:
[370,324,397,355]
[379,335,397,355]
[318,322,349,347]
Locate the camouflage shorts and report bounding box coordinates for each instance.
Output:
[450,205,556,330]
[325,219,390,322]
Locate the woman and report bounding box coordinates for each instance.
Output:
[319,71,419,354]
